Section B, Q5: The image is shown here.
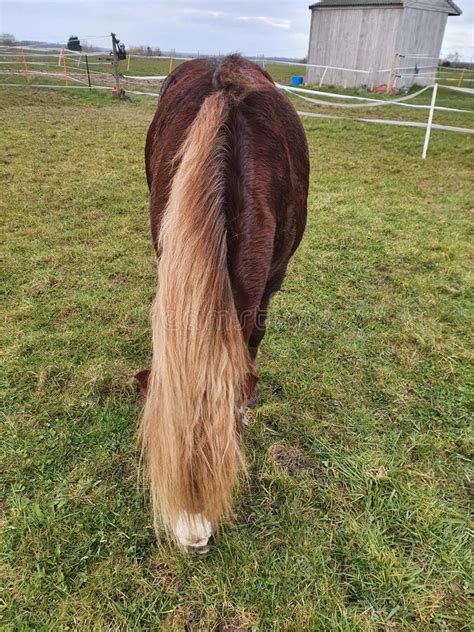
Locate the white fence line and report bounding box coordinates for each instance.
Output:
[0,45,79,55]
[0,82,111,90]
[390,64,438,72]
[128,53,193,61]
[0,51,64,57]
[1,67,472,158]
[257,58,371,74]
[3,47,474,89]
[0,60,69,65]
[277,83,473,113]
[441,84,474,95]
[123,74,167,81]
[282,89,472,114]
[437,68,474,75]
[398,54,440,60]
[437,78,474,84]
[0,46,193,61]
[0,70,88,84]
[297,109,474,135]
[5,79,471,143]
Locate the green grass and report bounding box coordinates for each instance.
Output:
[1,85,473,631]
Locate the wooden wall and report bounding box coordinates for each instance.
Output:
[395,8,448,87]
[306,4,449,89]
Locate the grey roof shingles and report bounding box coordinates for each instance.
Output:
[308,0,461,15]
[310,0,402,6]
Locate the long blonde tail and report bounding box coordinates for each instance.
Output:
[140,92,252,539]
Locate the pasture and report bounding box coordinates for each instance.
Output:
[1,83,472,630]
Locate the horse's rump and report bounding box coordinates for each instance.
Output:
[146,55,309,331]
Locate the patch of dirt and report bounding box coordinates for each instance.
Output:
[216,617,251,632]
[149,560,181,592]
[269,443,315,476]
[55,304,79,322]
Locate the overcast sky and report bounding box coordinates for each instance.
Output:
[1,0,473,60]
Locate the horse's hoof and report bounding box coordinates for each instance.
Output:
[186,542,211,554]
[174,512,212,552]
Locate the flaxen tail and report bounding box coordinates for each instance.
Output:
[140,90,252,539]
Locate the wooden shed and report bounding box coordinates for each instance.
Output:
[306,0,462,89]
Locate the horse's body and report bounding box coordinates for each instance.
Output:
[140,55,308,551]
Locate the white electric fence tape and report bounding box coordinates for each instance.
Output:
[1,59,472,151]
[441,85,474,95]
[122,75,168,81]
[0,82,112,90]
[129,54,193,61]
[297,110,474,135]
[277,83,473,114]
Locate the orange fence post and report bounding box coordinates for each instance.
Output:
[457,69,465,88]
[168,53,173,74]
[20,48,30,81]
[62,50,68,86]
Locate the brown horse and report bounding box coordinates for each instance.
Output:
[138,55,308,552]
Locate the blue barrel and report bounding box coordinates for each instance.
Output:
[291,76,304,86]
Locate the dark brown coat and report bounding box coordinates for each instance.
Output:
[145,55,309,363]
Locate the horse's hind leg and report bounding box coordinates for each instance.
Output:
[247,272,286,407]
[248,299,270,361]
[247,299,269,408]
[248,271,287,358]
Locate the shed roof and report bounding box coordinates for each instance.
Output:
[309,0,461,15]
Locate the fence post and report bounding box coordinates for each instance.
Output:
[58,48,63,66]
[319,66,328,87]
[20,48,30,81]
[387,51,398,93]
[111,32,123,98]
[422,83,438,160]
[85,54,92,90]
[62,49,68,86]
[168,52,173,74]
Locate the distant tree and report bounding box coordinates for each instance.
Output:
[0,33,16,45]
[67,35,82,52]
[80,41,103,53]
[126,45,160,57]
[446,51,460,64]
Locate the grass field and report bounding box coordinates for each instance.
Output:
[1,84,473,631]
